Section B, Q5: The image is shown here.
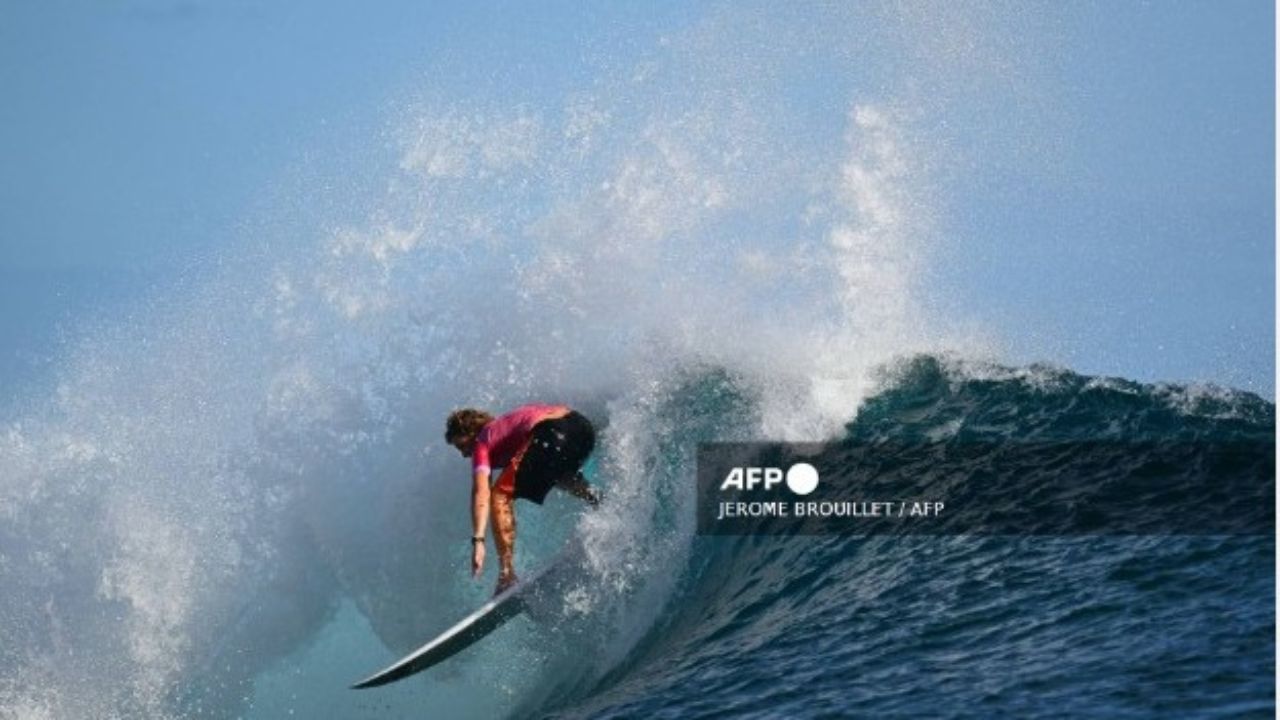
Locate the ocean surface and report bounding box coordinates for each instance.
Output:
[0,4,1273,719]
[534,359,1275,719]
[1,353,1272,719]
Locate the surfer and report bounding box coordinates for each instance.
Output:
[445,405,599,595]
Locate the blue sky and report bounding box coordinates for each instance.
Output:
[0,1,1274,396]
[944,3,1275,394]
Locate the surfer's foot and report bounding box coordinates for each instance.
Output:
[494,571,518,596]
[560,472,601,509]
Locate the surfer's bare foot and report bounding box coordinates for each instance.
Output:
[559,472,601,509]
[494,572,518,596]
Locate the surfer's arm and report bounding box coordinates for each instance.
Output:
[470,468,490,577]
[471,468,491,540]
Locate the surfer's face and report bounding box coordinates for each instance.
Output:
[450,436,476,458]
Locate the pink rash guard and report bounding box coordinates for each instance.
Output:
[471,404,570,476]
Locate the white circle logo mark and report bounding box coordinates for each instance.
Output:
[785,463,819,495]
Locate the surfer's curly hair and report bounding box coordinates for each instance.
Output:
[445,408,494,444]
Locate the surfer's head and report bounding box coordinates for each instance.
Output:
[445,408,493,457]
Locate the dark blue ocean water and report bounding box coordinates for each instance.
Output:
[519,358,1274,719]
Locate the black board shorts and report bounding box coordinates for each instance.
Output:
[514,411,595,504]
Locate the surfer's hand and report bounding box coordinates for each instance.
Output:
[471,543,485,577]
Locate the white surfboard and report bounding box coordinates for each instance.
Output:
[351,556,566,689]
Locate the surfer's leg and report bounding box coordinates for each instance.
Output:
[490,490,518,593]
[556,471,600,508]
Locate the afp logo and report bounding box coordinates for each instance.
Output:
[719,463,820,496]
